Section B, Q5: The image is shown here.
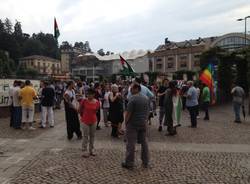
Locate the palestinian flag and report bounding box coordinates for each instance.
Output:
[54,18,60,40]
[200,64,216,104]
[120,55,135,75]
[173,95,182,127]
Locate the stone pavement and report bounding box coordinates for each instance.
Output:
[0,104,250,184]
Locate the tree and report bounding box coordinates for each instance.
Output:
[217,53,233,102]
[200,47,225,69]
[16,68,38,78]
[60,41,72,50]
[74,42,84,49]
[32,32,59,59]
[234,52,248,94]
[22,39,43,56]
[84,41,91,52]
[4,18,13,34]
[0,19,4,33]
[13,20,23,37]
[0,50,13,77]
[97,49,105,56]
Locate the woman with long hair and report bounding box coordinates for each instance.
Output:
[63,81,82,140]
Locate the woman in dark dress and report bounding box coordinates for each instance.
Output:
[108,84,124,138]
[63,81,82,140]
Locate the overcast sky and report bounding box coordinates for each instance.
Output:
[0,0,250,52]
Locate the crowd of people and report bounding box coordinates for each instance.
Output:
[7,77,245,169]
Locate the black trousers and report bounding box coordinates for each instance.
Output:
[187,106,198,127]
[9,105,14,127]
[111,125,118,137]
[96,109,101,127]
[203,102,209,119]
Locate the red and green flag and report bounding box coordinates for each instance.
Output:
[199,64,216,104]
[119,55,135,76]
[54,18,60,40]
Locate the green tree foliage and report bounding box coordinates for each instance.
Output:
[0,50,13,77]
[97,49,105,56]
[22,38,44,56]
[217,54,233,102]
[16,68,38,78]
[0,18,62,77]
[200,47,225,69]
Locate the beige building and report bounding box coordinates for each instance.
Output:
[19,55,61,75]
[150,33,250,75]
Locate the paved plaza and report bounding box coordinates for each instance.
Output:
[0,104,250,183]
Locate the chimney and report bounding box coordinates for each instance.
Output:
[165,37,169,45]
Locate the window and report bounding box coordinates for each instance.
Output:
[168,57,174,61]
[31,61,34,66]
[180,61,187,68]
[194,60,200,67]
[194,54,200,59]
[180,55,187,60]
[156,64,162,70]
[167,62,174,68]
[156,58,162,62]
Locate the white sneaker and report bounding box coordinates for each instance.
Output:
[28,127,36,130]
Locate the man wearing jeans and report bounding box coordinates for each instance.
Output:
[231,83,245,123]
[12,81,22,129]
[186,81,198,128]
[40,81,55,128]
[19,80,37,130]
[122,82,150,169]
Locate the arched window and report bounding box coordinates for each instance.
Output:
[214,36,250,50]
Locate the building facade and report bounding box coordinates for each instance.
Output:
[150,33,250,75]
[19,55,61,76]
[71,50,151,80]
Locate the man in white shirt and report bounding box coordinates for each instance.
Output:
[12,81,22,129]
[8,81,17,127]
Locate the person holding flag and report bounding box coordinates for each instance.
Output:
[164,80,182,136]
[201,83,210,121]
[199,64,215,105]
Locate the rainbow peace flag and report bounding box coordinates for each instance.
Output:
[200,64,216,104]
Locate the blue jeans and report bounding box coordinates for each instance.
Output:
[13,106,22,128]
[233,102,241,122]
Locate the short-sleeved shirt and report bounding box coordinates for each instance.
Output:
[231,86,245,104]
[19,86,36,107]
[41,87,55,107]
[126,94,149,129]
[158,86,167,106]
[127,84,154,99]
[186,86,198,107]
[202,87,210,103]
[8,87,14,106]
[103,91,110,108]
[80,99,100,125]
[13,86,21,107]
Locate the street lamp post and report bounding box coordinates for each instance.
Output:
[237,16,250,114]
[237,16,250,47]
